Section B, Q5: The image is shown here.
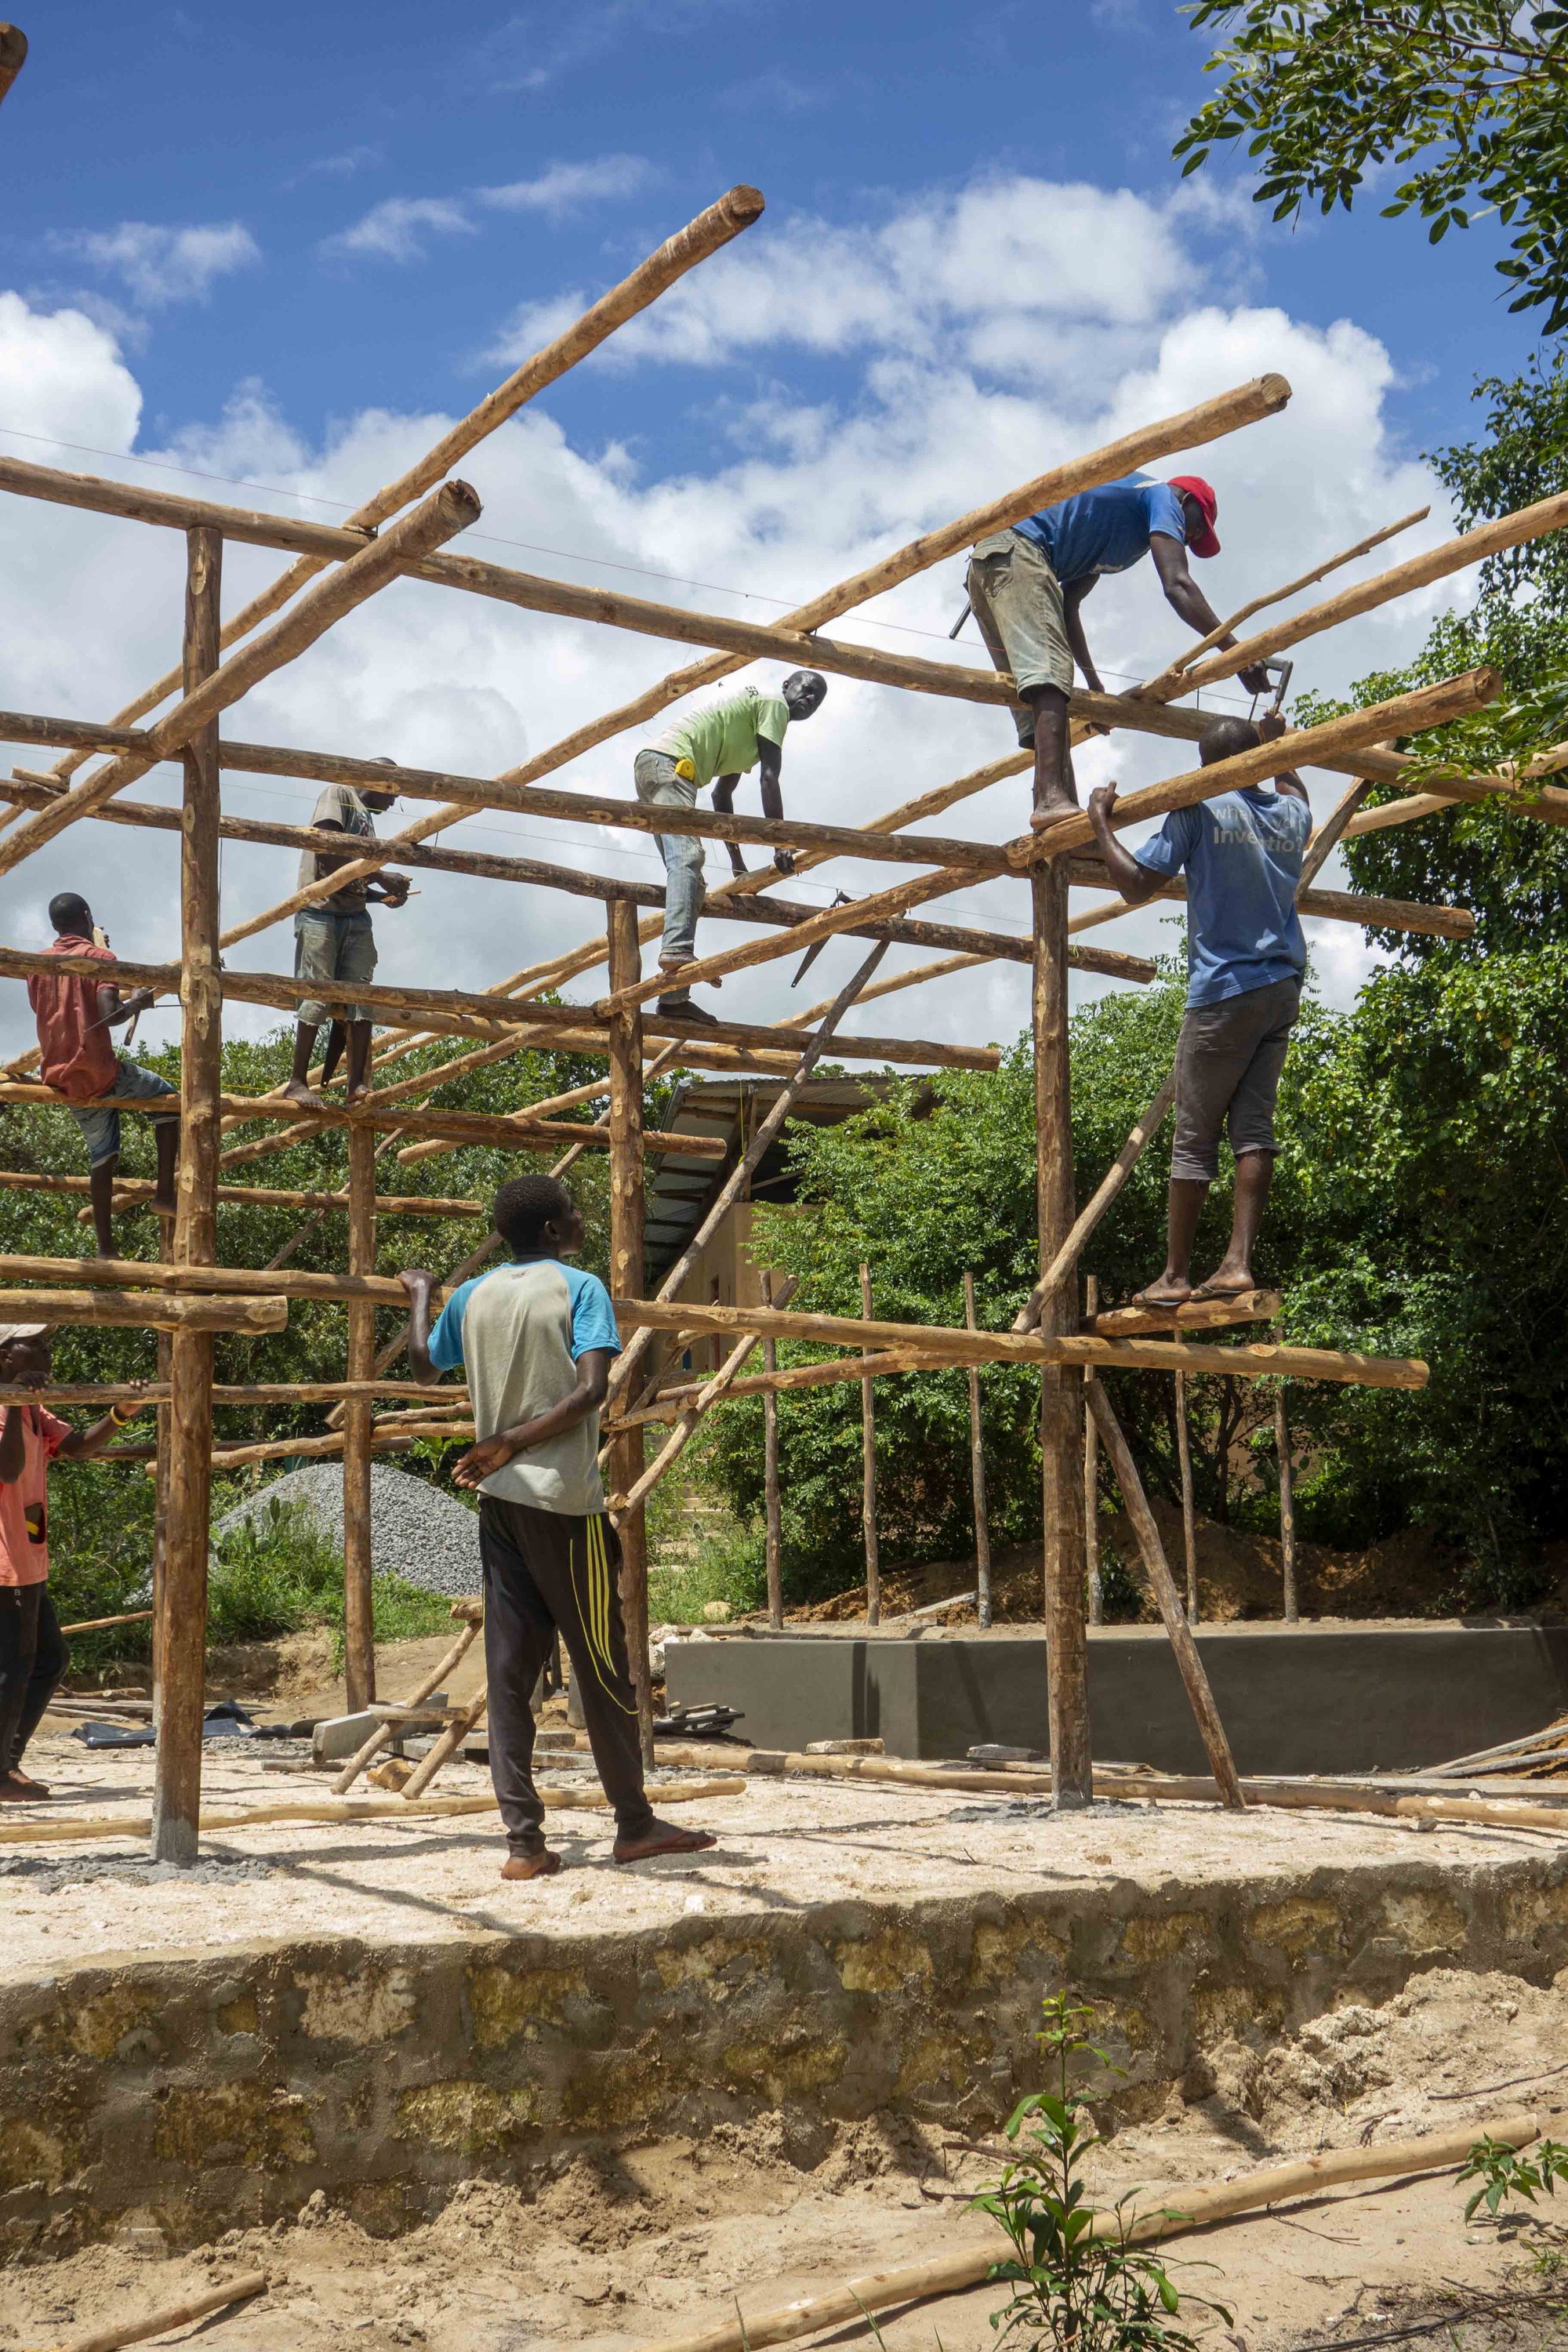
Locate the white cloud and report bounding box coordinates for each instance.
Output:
[320,195,476,265]
[67,221,260,308]
[478,155,653,215]
[464,1,740,94]
[0,180,1468,1062]
[488,177,1189,385]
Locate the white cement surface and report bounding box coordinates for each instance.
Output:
[2,1723,1563,1980]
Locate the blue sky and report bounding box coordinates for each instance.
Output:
[0,2,1541,1056]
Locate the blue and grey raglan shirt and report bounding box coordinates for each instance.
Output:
[426,1258,620,1514]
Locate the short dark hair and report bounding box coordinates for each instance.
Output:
[1198,715,1261,768]
[493,1172,574,1252]
[782,668,827,710]
[49,891,93,934]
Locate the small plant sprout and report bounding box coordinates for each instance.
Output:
[972,1994,1229,2352]
[1459,2135,1568,2226]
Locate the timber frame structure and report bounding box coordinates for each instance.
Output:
[0,180,1559,1857]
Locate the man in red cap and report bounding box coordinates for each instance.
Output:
[964,472,1272,833]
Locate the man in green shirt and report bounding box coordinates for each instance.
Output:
[633,670,826,1022]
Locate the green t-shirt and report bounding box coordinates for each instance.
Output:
[654,686,789,793]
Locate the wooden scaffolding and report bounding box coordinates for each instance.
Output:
[2,183,1563,1858]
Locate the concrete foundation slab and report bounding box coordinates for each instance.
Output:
[665,1619,1568,1773]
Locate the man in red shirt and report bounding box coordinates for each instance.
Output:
[26,892,179,1257]
[0,1319,151,1801]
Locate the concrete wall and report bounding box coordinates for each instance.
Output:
[7,1844,1568,2258]
[666,1623,1568,1774]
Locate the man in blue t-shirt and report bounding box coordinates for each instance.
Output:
[965,472,1273,834]
[1085,711,1311,1305]
[398,1171,717,1881]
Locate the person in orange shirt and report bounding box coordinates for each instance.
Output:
[26,892,179,1257]
[0,1320,152,1802]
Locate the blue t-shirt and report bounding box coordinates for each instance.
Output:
[1134,788,1312,1009]
[427,1258,620,1513]
[1013,473,1188,586]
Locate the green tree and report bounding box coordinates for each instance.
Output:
[1176,4,1568,332]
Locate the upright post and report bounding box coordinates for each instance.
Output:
[1033,857,1090,1804]
[859,1261,880,1627]
[151,1243,172,1724]
[607,900,654,1766]
[149,527,223,1865]
[761,1269,784,1630]
[1083,1274,1102,1627]
[963,1271,992,1630]
[1276,1386,1298,1622]
[1175,1367,1199,1620]
[342,1123,377,1711]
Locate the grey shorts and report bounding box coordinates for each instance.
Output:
[293,908,377,1026]
[1171,978,1301,1185]
[67,1058,178,1169]
[966,527,1074,746]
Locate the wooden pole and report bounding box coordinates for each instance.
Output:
[859,1263,880,1627]
[608,1279,797,1519]
[1276,1385,1298,1623]
[962,1271,992,1630]
[607,901,655,1768]
[1033,854,1090,1806]
[0,24,26,111]
[150,526,222,1867]
[331,1601,484,1795]
[60,2271,270,2352]
[1083,1274,1102,1628]
[762,1269,783,1631]
[1175,1367,1198,1621]
[151,1227,172,1729]
[1014,1072,1176,1332]
[607,938,890,1403]
[342,1124,378,1714]
[1085,1381,1243,1808]
[0,481,482,877]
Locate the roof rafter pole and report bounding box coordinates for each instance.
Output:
[151,525,223,1868]
[606,938,891,1406]
[0,479,483,877]
[34,187,768,787]
[230,376,1292,947]
[606,1279,799,1519]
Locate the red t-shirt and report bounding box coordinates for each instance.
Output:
[27,935,119,1101]
[0,1406,69,1587]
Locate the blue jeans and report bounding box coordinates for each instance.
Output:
[634,750,705,967]
[66,1058,178,1168]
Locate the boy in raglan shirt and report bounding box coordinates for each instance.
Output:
[399,1173,718,1880]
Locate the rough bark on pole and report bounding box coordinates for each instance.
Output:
[1276,1386,1298,1623]
[151,1240,172,1730]
[1083,1274,1102,1628]
[963,1271,992,1630]
[858,1263,880,1627]
[0,24,25,110]
[1085,1381,1243,1809]
[1175,1367,1199,1621]
[607,902,655,1768]
[1033,858,1091,1805]
[343,1123,378,1714]
[762,1270,783,1631]
[150,528,222,1867]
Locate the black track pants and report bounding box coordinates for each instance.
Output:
[478,1496,654,1856]
[0,1584,67,1776]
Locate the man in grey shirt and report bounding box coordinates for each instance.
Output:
[283,764,410,1106]
[400,1172,719,1881]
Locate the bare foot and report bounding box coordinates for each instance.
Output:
[1130,1279,1194,1309]
[613,1819,717,1865]
[281,1080,322,1109]
[0,1771,49,1802]
[499,1848,561,1881]
[1029,797,1081,835]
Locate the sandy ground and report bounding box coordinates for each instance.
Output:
[6,1965,1568,2352]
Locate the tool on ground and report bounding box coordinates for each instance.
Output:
[790,894,851,986]
[654,1702,743,1740]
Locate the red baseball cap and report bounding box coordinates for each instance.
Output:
[1168,475,1220,558]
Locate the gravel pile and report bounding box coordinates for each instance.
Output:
[214,1461,481,1598]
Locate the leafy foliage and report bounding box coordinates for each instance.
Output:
[1176,5,1568,332]
[1458,2134,1568,2223]
[975,1994,1226,2352]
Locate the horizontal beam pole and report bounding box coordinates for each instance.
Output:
[0,1167,485,1218]
[0,1286,287,1332]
